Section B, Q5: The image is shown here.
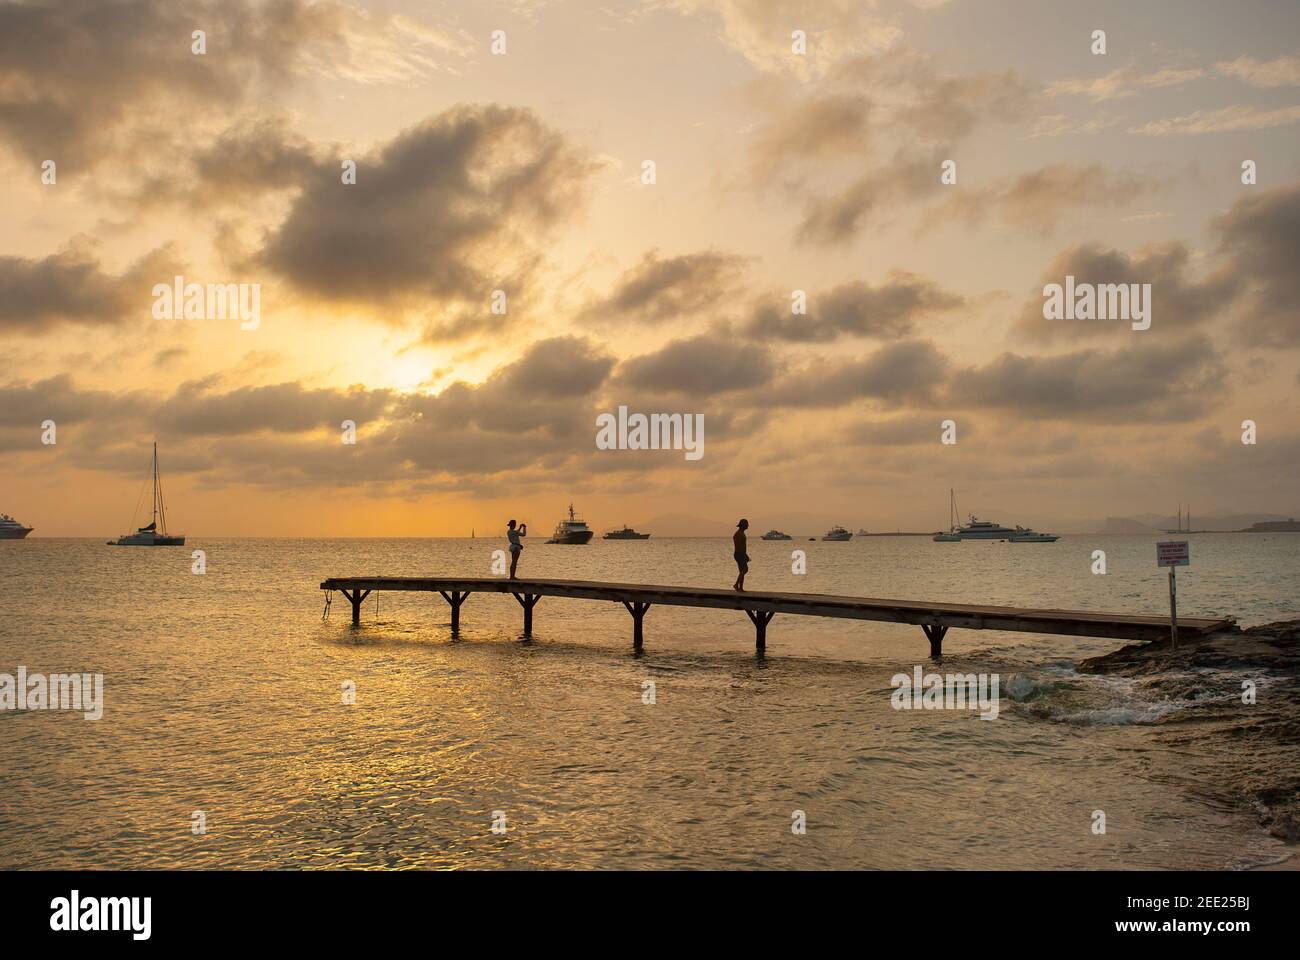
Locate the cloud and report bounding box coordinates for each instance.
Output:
[796,146,945,244]
[947,337,1226,421]
[748,93,872,184]
[764,340,948,407]
[256,105,601,322]
[667,0,902,77]
[0,241,181,332]
[1214,55,1300,89]
[925,163,1154,233]
[1046,65,1204,102]
[1129,104,1300,135]
[616,333,776,396]
[1011,241,1240,343]
[575,250,750,326]
[1212,182,1300,346]
[746,272,962,342]
[0,0,467,168]
[0,336,617,483]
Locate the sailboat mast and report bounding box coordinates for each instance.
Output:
[152,442,158,529]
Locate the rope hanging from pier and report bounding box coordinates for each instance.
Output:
[321,589,332,621]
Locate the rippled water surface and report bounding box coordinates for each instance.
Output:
[2,534,1297,869]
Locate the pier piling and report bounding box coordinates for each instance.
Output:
[922,624,948,659]
[745,609,776,652]
[622,600,652,652]
[438,590,469,637]
[511,592,541,638]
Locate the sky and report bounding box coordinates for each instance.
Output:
[1,0,1298,537]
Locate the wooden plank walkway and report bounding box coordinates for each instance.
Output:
[319,576,1235,657]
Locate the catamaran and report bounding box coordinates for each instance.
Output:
[110,443,186,546]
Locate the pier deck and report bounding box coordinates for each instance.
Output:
[319,577,1235,657]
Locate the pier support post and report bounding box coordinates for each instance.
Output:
[439,590,469,638]
[745,610,776,653]
[922,624,948,659]
[342,588,370,625]
[622,601,651,653]
[511,593,541,638]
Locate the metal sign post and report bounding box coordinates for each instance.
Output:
[1156,540,1190,650]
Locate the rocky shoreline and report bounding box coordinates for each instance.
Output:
[1080,619,1300,845]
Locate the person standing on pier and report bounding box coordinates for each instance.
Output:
[507,519,527,579]
[732,518,750,591]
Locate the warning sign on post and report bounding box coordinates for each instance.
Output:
[1157,540,1190,567]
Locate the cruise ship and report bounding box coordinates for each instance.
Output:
[822,525,852,541]
[0,514,33,539]
[546,503,594,544]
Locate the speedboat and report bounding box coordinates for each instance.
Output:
[546,503,594,544]
[1008,526,1059,542]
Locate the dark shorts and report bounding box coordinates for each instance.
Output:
[734,552,749,565]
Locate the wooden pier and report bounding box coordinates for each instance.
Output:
[318,577,1235,657]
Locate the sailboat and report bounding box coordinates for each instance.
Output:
[933,489,961,541]
[110,443,186,546]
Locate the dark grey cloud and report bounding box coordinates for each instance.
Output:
[0,243,180,331]
[746,272,963,342]
[0,0,304,165]
[615,334,777,396]
[1212,182,1300,346]
[765,340,949,407]
[947,336,1226,421]
[1011,241,1241,343]
[256,105,600,319]
[576,250,749,327]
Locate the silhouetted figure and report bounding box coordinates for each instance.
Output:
[507,519,527,579]
[732,518,750,591]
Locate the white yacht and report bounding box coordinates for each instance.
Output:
[822,526,852,541]
[761,529,792,540]
[0,514,33,539]
[546,503,594,544]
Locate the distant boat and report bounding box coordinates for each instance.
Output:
[0,514,33,539]
[110,443,186,546]
[822,525,852,541]
[934,489,961,541]
[1008,526,1059,543]
[761,529,792,540]
[604,525,650,540]
[857,528,869,536]
[546,503,594,544]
